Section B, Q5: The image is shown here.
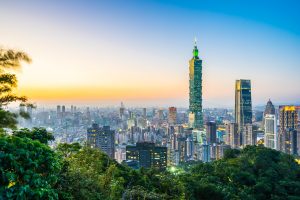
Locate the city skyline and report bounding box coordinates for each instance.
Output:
[1,0,300,107]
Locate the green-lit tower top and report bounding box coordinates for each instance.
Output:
[193,38,199,57]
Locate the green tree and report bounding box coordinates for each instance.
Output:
[0,131,61,199]
[13,127,55,144]
[56,142,82,158]
[56,147,115,200]
[179,146,300,200]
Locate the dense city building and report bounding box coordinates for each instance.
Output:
[126,142,167,170]
[87,124,115,158]
[188,40,203,129]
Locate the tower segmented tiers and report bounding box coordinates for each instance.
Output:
[188,39,203,129]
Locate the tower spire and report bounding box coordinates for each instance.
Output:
[193,37,198,57]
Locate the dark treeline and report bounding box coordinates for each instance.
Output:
[1,128,300,200]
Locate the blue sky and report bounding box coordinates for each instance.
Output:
[1,0,299,107]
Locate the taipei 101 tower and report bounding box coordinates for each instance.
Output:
[188,39,203,129]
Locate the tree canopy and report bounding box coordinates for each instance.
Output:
[179,145,300,200]
[1,128,300,200]
[0,130,61,199]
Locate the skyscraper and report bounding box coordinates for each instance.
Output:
[235,79,252,145]
[279,106,299,155]
[168,107,177,125]
[189,40,203,129]
[264,114,277,150]
[87,124,115,158]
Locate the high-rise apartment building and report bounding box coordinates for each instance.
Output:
[235,79,252,145]
[126,142,167,170]
[168,107,177,125]
[87,124,115,158]
[279,106,299,155]
[264,114,277,150]
[189,40,203,129]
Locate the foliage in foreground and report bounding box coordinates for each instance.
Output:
[0,130,61,199]
[1,128,300,200]
[180,145,300,200]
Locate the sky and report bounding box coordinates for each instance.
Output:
[0,0,299,108]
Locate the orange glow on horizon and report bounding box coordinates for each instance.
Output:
[18,85,188,101]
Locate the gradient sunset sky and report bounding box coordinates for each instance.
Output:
[1,0,299,107]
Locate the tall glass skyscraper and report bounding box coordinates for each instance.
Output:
[235,79,253,146]
[188,41,203,129]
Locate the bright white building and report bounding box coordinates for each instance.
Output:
[264,114,277,150]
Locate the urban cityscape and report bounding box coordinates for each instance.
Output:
[1,1,300,199]
[17,41,300,170]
